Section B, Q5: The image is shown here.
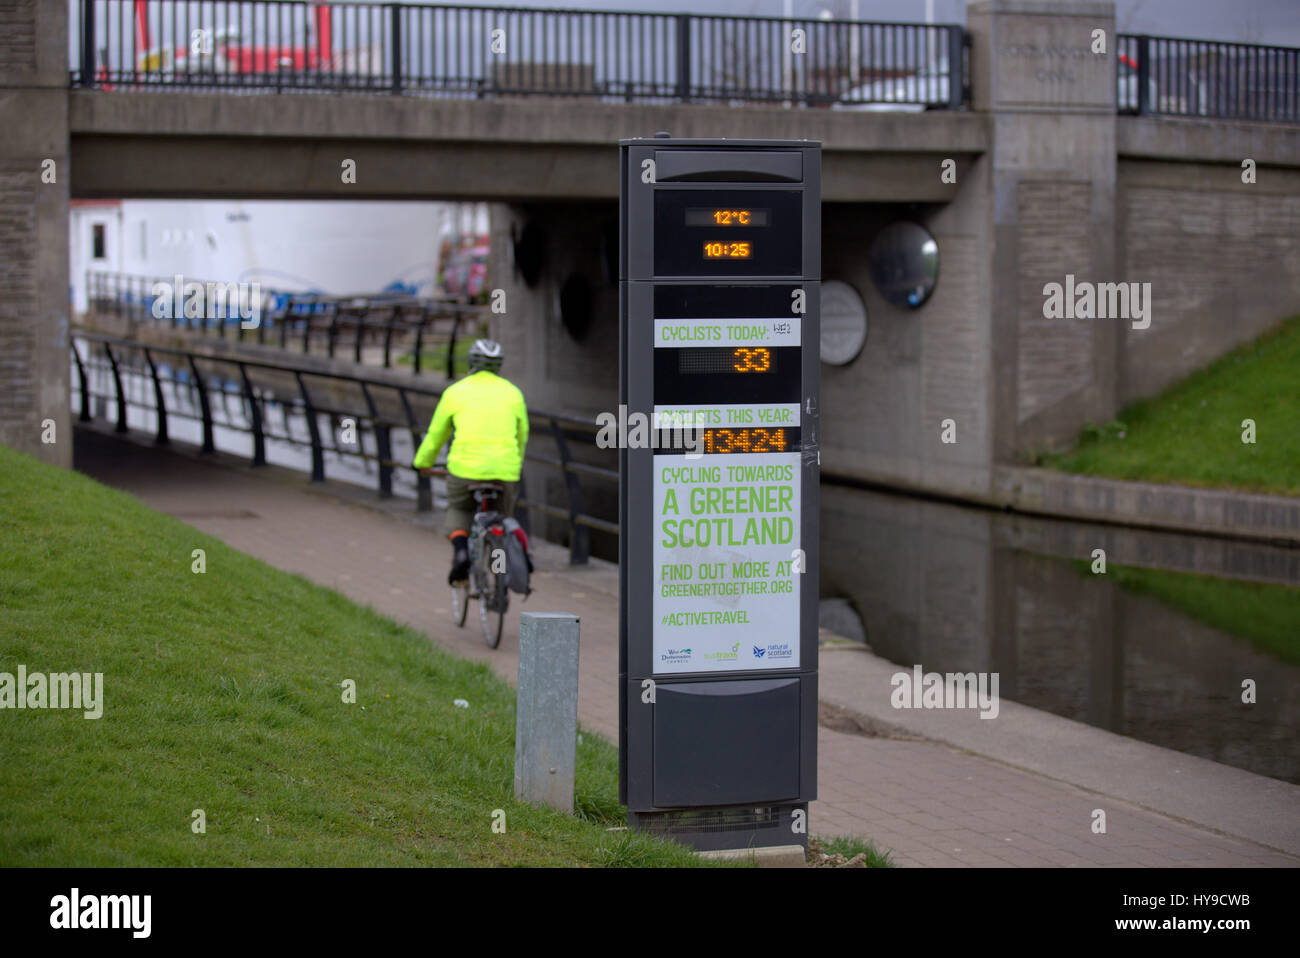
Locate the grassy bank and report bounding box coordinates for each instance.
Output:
[0,443,708,867]
[1040,316,1300,495]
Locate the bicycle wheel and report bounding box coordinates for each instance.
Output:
[451,579,469,627]
[478,550,506,649]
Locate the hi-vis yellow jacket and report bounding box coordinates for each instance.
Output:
[412,371,529,480]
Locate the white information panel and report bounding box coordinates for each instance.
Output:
[652,447,802,674]
[655,317,802,349]
[653,403,800,432]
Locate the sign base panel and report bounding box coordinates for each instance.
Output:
[629,802,809,853]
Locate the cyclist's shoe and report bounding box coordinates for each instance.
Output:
[448,557,471,585]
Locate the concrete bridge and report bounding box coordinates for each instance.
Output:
[4,0,1299,507]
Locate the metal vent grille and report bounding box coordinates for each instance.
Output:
[642,806,782,834]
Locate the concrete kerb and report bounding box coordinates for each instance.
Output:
[696,845,807,868]
[994,466,1300,546]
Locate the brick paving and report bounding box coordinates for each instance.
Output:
[74,425,1299,867]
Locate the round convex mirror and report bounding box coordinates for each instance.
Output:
[868,222,939,309]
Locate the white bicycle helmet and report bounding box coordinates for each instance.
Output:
[467,338,504,373]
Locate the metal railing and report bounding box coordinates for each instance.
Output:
[70,331,617,564]
[71,0,969,109]
[68,2,1300,123]
[84,270,490,378]
[1118,34,1300,122]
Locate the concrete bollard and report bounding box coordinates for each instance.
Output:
[514,612,580,812]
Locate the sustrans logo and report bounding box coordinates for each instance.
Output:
[703,642,741,662]
[50,888,151,938]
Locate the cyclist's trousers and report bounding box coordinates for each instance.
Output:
[444,473,518,537]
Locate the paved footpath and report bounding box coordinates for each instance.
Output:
[74,426,1299,867]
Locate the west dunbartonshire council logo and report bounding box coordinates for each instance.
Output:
[660,648,692,664]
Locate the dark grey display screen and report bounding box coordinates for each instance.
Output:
[654,190,802,276]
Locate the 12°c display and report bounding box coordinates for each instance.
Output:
[685,208,771,227]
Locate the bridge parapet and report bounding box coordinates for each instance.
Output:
[67,1,1300,126]
[72,0,967,111]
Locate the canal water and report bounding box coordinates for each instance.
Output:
[80,359,1300,785]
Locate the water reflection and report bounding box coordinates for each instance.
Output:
[820,484,1300,785]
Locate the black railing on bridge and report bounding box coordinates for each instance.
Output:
[72,0,968,110]
[84,270,490,378]
[1117,34,1300,123]
[70,331,618,564]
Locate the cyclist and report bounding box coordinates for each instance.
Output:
[412,339,529,585]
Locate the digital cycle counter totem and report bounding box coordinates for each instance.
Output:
[619,137,820,851]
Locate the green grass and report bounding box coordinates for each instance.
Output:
[817,835,895,867]
[1068,559,1300,666]
[1039,315,1300,495]
[0,443,713,867]
[395,334,481,376]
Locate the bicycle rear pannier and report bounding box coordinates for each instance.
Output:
[501,518,532,596]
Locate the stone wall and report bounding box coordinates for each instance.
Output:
[0,0,69,465]
[819,190,994,498]
[489,201,618,418]
[1117,159,1300,404]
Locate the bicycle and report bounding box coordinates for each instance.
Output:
[421,467,517,648]
[459,481,512,647]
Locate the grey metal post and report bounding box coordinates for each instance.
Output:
[515,612,581,812]
[80,0,95,87]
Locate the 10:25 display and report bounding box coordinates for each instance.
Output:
[703,241,752,259]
